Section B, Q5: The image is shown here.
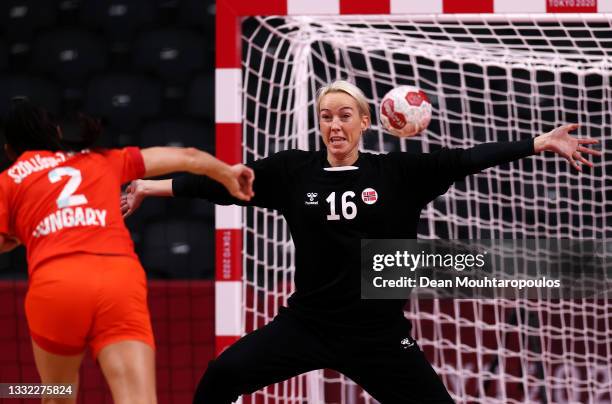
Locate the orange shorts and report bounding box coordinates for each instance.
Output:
[25,253,154,359]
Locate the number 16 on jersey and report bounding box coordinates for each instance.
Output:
[326,191,357,221]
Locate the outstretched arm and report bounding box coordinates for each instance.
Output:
[399,123,601,205]
[122,150,296,217]
[436,123,600,180]
[139,147,254,201]
[121,164,254,218]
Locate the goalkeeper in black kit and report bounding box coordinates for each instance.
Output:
[122,80,600,404]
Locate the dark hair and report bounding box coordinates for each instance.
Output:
[2,98,103,156]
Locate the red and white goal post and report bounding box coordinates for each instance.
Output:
[214,0,612,403]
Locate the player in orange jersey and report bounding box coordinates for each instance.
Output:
[0,98,254,404]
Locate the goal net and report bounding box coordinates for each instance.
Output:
[240,14,611,403]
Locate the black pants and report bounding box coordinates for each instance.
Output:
[194,309,454,404]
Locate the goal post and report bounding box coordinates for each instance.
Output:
[215,1,612,403]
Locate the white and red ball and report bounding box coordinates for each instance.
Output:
[379,86,432,137]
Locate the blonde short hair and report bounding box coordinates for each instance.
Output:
[316,80,371,123]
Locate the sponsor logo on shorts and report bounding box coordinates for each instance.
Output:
[401,337,415,349]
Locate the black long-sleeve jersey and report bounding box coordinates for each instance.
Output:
[173,139,535,330]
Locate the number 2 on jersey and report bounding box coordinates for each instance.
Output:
[326,191,357,221]
[48,167,88,209]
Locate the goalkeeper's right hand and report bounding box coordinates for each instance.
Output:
[120,164,255,218]
[119,180,145,218]
[122,178,174,218]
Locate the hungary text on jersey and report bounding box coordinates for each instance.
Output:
[0,147,145,273]
[32,206,107,237]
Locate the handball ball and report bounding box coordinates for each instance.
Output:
[379,86,432,137]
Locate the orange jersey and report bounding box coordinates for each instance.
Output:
[0,147,145,274]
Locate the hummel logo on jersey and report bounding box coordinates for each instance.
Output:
[305,192,318,206]
[400,337,415,349]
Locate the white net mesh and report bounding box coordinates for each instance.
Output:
[240,14,612,403]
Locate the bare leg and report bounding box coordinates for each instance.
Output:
[97,340,157,404]
[31,340,83,404]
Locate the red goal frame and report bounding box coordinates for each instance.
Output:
[213,0,605,356]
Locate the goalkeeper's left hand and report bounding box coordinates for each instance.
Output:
[534,124,602,172]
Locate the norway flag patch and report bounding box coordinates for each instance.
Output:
[362,188,378,205]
